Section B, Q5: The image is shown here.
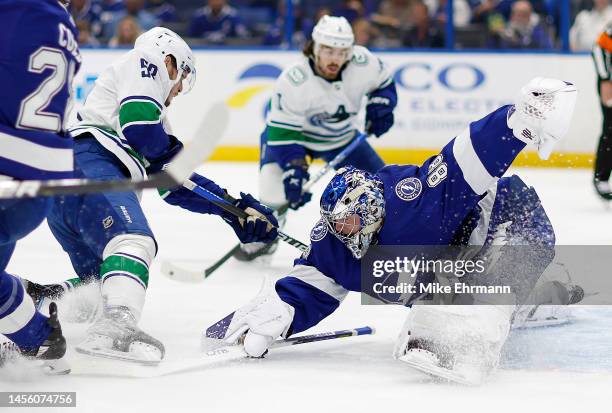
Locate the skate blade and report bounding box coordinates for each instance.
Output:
[42,358,71,375]
[515,317,571,329]
[75,345,161,366]
[398,351,483,386]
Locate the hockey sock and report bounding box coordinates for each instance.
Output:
[100,254,148,321]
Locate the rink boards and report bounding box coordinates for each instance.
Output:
[73,49,597,167]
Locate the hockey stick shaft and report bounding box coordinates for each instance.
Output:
[197,133,368,278]
[0,102,229,198]
[184,180,309,253]
[272,326,375,349]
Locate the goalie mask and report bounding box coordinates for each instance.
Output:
[320,167,385,259]
[135,27,196,96]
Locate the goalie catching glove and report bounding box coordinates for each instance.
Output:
[507,77,577,160]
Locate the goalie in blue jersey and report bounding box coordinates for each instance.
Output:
[205,77,580,384]
[0,0,82,371]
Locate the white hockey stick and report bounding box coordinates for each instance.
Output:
[0,102,228,198]
[69,326,375,378]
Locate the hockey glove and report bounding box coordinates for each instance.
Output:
[162,173,228,215]
[145,135,184,174]
[365,82,397,137]
[282,159,312,210]
[507,77,577,160]
[222,192,279,244]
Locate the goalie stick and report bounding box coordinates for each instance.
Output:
[162,133,369,282]
[0,102,229,198]
[69,326,375,378]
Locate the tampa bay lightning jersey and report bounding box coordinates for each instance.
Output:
[0,0,82,179]
[275,105,541,334]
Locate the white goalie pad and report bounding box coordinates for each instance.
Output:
[394,305,514,384]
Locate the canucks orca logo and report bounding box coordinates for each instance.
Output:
[395,177,422,202]
[310,219,329,242]
[309,105,356,133]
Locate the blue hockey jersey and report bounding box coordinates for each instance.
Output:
[275,105,550,335]
[0,0,82,179]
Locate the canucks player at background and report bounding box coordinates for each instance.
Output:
[235,15,397,261]
[0,0,81,368]
[206,78,579,384]
[44,27,277,365]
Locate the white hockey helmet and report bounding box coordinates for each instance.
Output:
[312,15,354,60]
[135,27,196,95]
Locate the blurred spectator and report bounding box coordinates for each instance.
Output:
[488,0,553,49]
[76,19,101,46]
[69,0,103,39]
[425,0,472,28]
[352,18,382,47]
[102,0,158,40]
[189,0,249,43]
[100,0,125,12]
[371,0,418,30]
[402,1,445,47]
[146,0,177,23]
[263,1,309,47]
[470,0,547,22]
[108,15,143,47]
[570,0,612,51]
[333,1,365,24]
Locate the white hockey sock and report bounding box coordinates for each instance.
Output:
[100,234,156,322]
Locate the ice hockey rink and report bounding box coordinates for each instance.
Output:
[1,162,611,413]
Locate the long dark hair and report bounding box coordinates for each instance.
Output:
[302,40,315,58]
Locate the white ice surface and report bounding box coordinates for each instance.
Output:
[2,164,612,413]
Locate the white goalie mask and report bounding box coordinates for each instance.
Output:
[135,27,196,96]
[312,15,354,62]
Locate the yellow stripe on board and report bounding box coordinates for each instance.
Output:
[207,146,594,169]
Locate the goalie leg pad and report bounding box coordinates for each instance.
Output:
[395,305,513,382]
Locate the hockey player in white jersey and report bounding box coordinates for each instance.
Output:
[235,15,397,261]
[206,77,578,384]
[45,27,278,365]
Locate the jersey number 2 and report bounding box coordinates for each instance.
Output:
[17,47,75,132]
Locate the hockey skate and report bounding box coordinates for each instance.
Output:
[0,303,71,375]
[76,306,165,365]
[22,277,101,323]
[594,179,612,201]
[397,337,486,386]
[233,239,279,262]
[515,284,585,329]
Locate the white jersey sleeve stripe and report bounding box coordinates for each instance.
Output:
[0,277,36,334]
[452,128,495,195]
[288,264,349,302]
[0,130,72,173]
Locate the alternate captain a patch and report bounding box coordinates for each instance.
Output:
[395,177,422,202]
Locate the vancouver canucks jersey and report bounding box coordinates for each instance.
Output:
[266,46,392,152]
[274,105,534,334]
[70,47,173,179]
[0,0,82,180]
